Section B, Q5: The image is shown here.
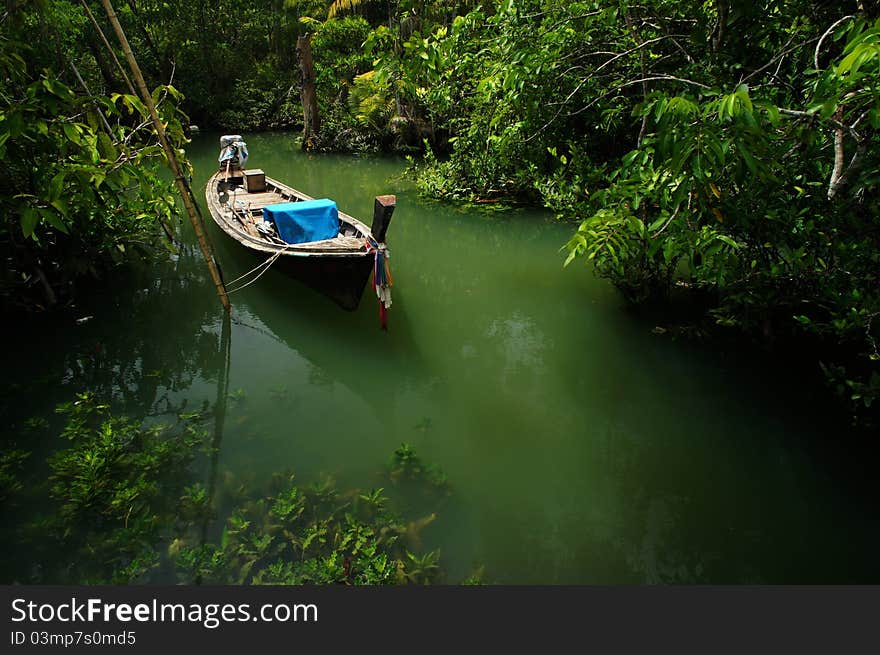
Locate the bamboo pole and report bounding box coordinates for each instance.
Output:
[203,310,231,546]
[99,0,231,312]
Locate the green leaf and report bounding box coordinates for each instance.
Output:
[48,171,66,201]
[62,123,81,145]
[763,104,780,127]
[716,234,740,249]
[738,143,758,175]
[649,215,669,231]
[97,133,118,161]
[42,78,72,99]
[43,210,69,234]
[20,208,39,238]
[48,199,68,216]
[734,84,753,113]
[7,112,24,137]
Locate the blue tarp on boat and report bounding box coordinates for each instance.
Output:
[263,199,339,245]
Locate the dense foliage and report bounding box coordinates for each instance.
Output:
[0,1,190,310]
[362,1,880,419]
[3,394,460,585]
[2,0,877,417]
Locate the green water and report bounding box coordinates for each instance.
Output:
[2,132,878,583]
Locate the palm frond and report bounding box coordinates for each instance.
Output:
[327,0,367,19]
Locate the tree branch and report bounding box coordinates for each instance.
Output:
[815,15,856,70]
[777,107,865,200]
[828,107,846,199]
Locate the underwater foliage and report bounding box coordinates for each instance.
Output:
[8,395,463,585]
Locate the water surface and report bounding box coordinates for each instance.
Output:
[2,132,877,583]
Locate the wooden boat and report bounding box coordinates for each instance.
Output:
[204,136,394,311]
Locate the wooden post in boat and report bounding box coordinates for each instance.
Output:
[297,34,320,150]
[99,0,231,312]
[371,195,396,243]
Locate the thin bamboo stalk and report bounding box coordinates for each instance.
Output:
[79,0,137,97]
[99,0,231,312]
[69,59,114,135]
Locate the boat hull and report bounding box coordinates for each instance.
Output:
[204,171,379,311]
[256,249,374,311]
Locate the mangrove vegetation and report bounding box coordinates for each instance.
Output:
[3,392,459,584]
[1,0,879,584]
[4,0,878,417]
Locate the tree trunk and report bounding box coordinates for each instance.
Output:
[712,1,728,53]
[297,34,320,150]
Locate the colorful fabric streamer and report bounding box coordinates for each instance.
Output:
[366,238,392,330]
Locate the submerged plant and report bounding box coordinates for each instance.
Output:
[388,442,452,499]
[268,384,290,401]
[171,471,445,586]
[15,395,467,585]
[31,392,209,583]
[228,388,248,405]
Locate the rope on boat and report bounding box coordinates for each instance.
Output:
[225,247,290,294]
[366,237,392,330]
[220,198,294,294]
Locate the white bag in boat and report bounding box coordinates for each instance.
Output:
[234,140,248,166]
